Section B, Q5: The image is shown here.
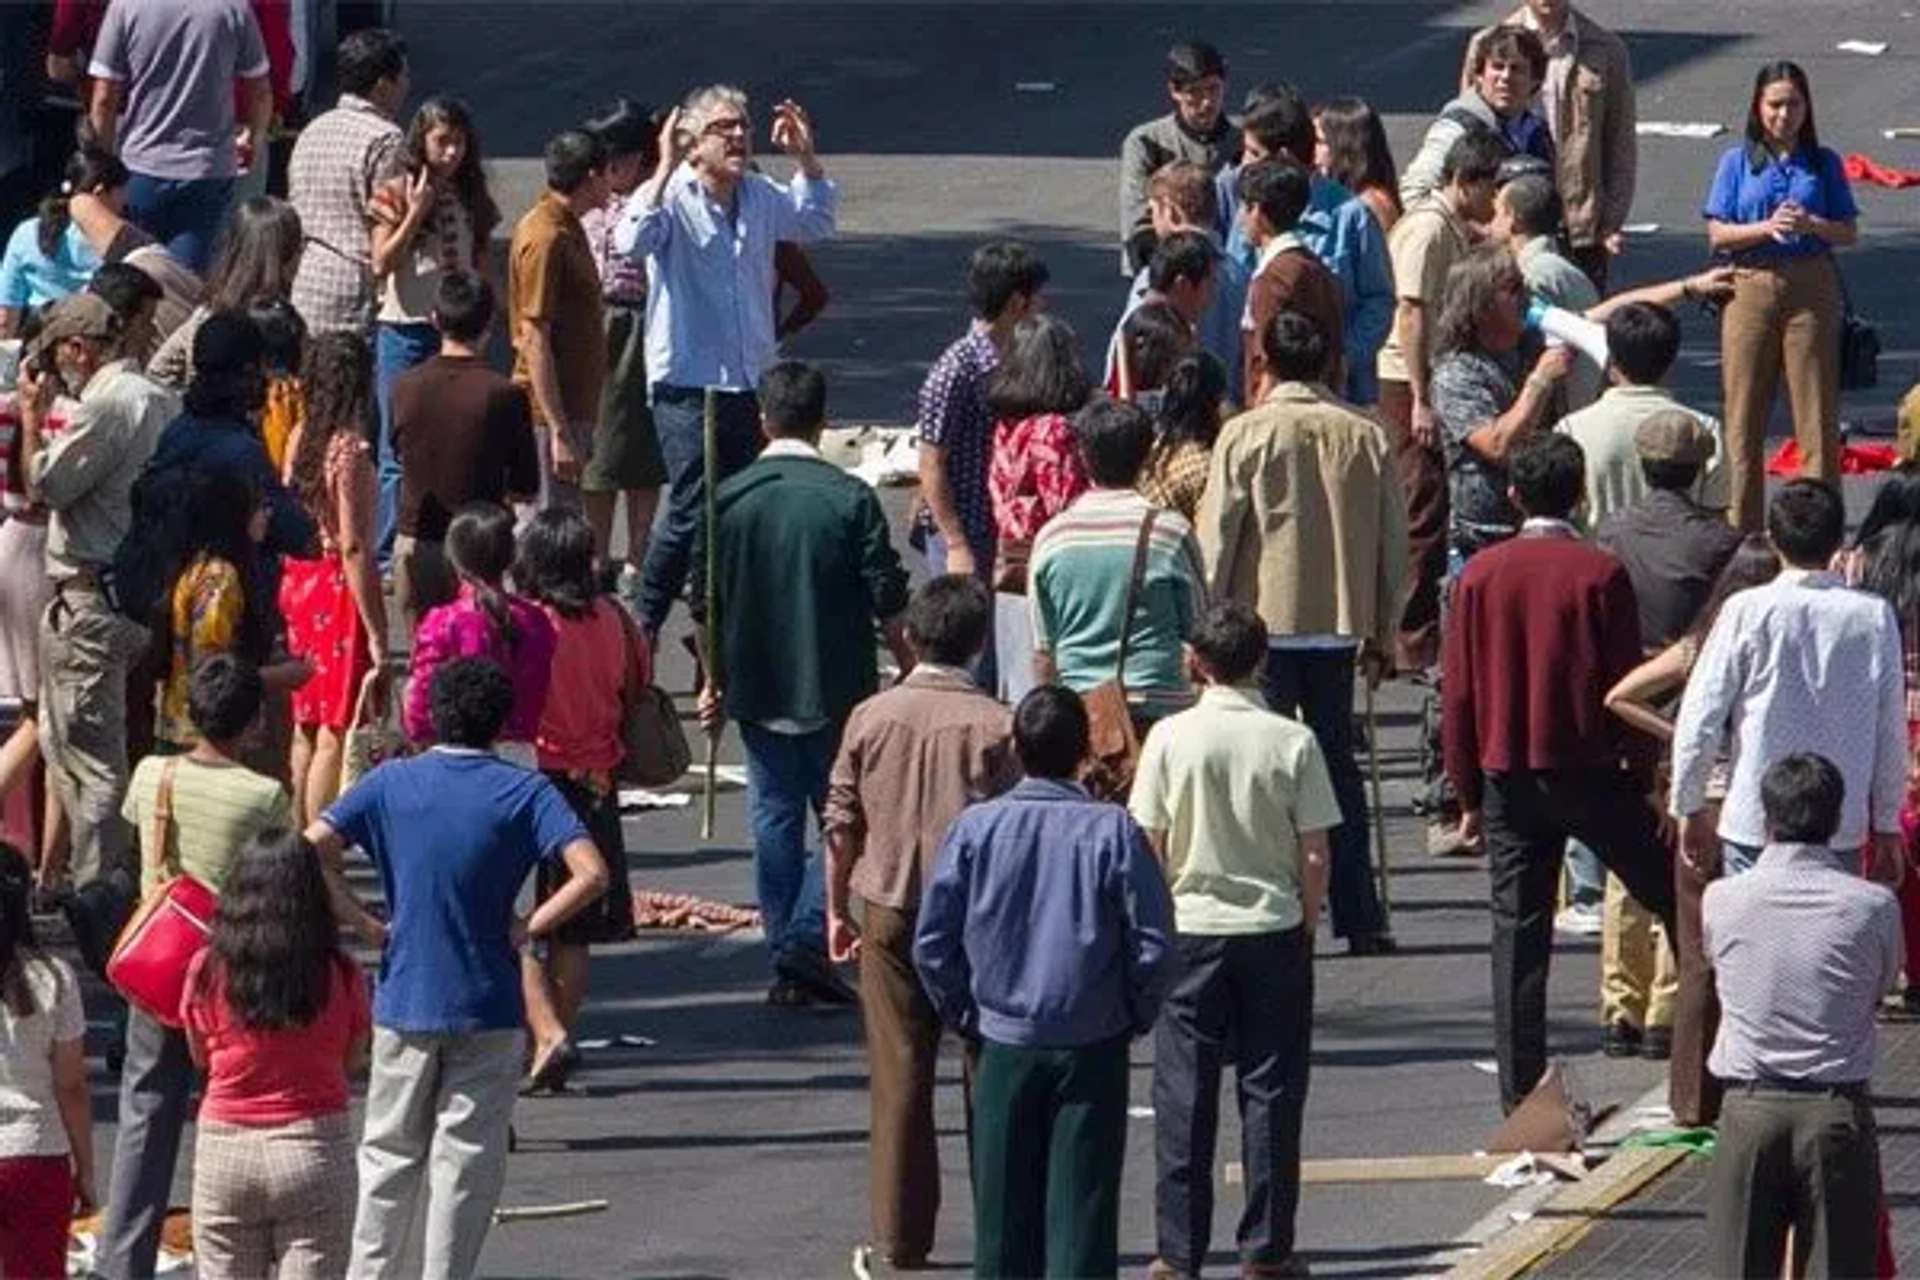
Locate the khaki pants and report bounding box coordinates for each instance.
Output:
[1708,1086,1880,1279]
[38,580,145,887]
[349,1026,522,1280]
[858,900,945,1262]
[1599,872,1677,1030]
[1720,255,1843,531]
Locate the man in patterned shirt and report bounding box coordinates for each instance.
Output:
[287,28,408,335]
[914,241,1048,621]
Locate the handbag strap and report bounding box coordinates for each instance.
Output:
[150,757,180,882]
[1113,509,1158,690]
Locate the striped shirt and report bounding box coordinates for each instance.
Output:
[1704,842,1901,1085]
[1030,489,1207,719]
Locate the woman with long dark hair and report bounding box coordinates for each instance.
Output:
[1705,60,1859,531]
[1314,97,1401,234]
[1848,469,1920,1019]
[403,502,556,767]
[1605,535,1777,1129]
[514,508,642,1090]
[282,334,389,823]
[0,842,93,1278]
[0,149,124,336]
[985,313,1093,702]
[1140,350,1229,520]
[156,470,311,751]
[147,197,304,390]
[182,831,370,1279]
[369,96,504,565]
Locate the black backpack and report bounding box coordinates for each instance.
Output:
[108,460,202,629]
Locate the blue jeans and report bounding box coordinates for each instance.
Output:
[740,720,834,966]
[124,173,233,274]
[924,529,998,692]
[374,322,441,569]
[1565,841,1606,908]
[637,385,762,636]
[1261,644,1387,940]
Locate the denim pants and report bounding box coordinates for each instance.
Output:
[924,529,998,693]
[637,384,762,635]
[374,321,442,569]
[1260,645,1386,940]
[740,720,833,966]
[124,173,233,274]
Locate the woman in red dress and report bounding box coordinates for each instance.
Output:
[280,335,389,823]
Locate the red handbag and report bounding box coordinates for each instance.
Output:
[107,759,218,1027]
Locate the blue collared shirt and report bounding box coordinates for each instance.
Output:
[1702,143,1858,262]
[613,164,838,392]
[1218,171,1393,403]
[912,777,1177,1048]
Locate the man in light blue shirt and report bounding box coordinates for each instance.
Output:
[1216,87,1392,405]
[613,84,838,637]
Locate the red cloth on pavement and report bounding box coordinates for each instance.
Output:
[1765,439,1899,477]
[1845,153,1920,190]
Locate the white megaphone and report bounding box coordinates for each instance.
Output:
[1524,298,1610,369]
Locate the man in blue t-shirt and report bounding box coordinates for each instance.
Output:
[309,657,607,1280]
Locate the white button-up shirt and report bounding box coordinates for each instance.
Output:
[1670,568,1906,850]
[612,164,837,394]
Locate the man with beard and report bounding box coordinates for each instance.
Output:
[15,293,178,894]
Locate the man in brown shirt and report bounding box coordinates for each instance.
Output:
[1377,129,1505,672]
[1236,157,1344,404]
[391,271,540,628]
[509,128,609,512]
[823,576,1019,1272]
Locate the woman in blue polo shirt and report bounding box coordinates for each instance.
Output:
[1703,60,1859,532]
[0,150,124,338]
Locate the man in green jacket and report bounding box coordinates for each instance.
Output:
[700,361,913,1006]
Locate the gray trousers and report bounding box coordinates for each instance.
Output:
[97,1007,196,1280]
[38,579,145,887]
[1707,1085,1882,1278]
[349,1026,523,1280]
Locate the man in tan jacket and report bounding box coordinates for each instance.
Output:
[1196,308,1408,955]
[1461,2,1637,290]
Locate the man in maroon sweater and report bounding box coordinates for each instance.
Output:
[1441,433,1676,1114]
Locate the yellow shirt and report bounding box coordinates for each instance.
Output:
[158,555,245,747]
[1128,684,1342,934]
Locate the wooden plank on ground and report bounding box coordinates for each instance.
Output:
[1444,1145,1688,1280]
[1225,1154,1589,1185]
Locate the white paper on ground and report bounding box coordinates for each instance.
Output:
[1485,1153,1557,1188]
[687,763,752,787]
[1620,222,1662,235]
[617,789,693,811]
[1637,121,1727,139]
[1837,39,1889,55]
[1127,1105,1155,1118]
[1471,1059,1500,1074]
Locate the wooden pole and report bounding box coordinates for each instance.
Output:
[700,387,720,841]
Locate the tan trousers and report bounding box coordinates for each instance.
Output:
[859,899,945,1262]
[1600,872,1678,1029]
[1720,255,1843,531]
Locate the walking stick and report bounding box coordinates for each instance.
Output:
[700,387,720,841]
[1364,674,1394,928]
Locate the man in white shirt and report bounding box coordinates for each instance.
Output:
[1671,480,1906,884]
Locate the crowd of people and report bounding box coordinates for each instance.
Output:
[0,0,1913,1276]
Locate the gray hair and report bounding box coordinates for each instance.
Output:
[681,84,750,136]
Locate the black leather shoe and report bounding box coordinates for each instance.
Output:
[1601,1021,1643,1058]
[777,947,858,1006]
[1641,1026,1673,1060]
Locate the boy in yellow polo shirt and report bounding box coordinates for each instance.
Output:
[1130,600,1338,1280]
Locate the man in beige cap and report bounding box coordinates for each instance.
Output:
[1556,300,1727,529]
[17,292,180,894]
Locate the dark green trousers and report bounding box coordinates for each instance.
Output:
[1707,1086,1881,1278]
[971,1034,1130,1279]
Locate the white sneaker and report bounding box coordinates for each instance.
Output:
[1554,903,1604,936]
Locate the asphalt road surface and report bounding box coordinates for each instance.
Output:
[76,3,1920,1276]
